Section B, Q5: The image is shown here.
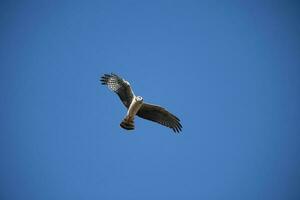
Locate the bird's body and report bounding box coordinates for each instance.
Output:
[127,96,144,118]
[120,96,144,130]
[100,73,182,133]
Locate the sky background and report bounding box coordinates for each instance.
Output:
[1,1,300,199]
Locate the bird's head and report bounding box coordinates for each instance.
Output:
[123,80,130,86]
[136,96,143,102]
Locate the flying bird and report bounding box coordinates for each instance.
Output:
[100,73,182,133]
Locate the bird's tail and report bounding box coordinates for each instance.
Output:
[120,116,135,130]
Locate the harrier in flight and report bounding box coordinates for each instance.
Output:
[100,73,182,133]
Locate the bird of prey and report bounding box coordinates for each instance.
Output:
[100,73,182,133]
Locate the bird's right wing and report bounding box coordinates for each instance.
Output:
[137,103,182,133]
[100,73,134,108]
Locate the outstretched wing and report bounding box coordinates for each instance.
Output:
[100,73,134,108]
[137,103,182,133]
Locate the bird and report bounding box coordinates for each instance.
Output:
[100,73,182,133]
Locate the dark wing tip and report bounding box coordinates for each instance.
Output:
[172,126,181,133]
[176,124,182,132]
[100,73,116,84]
[170,115,182,133]
[173,125,182,133]
[100,77,108,84]
[100,73,122,81]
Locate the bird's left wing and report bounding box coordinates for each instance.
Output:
[137,103,182,133]
[100,73,134,108]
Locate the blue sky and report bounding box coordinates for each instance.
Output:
[1,1,300,199]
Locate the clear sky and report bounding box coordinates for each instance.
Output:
[1,1,300,199]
